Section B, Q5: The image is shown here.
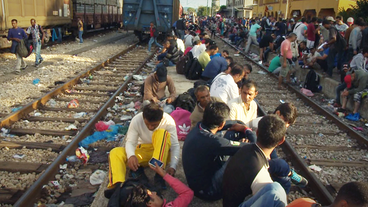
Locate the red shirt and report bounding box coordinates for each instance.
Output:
[307,23,315,41]
[150,27,154,37]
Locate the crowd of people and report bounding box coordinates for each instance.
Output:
[103,14,368,207]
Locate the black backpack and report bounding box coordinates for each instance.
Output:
[185,58,202,80]
[173,92,196,112]
[107,179,143,207]
[304,69,320,92]
[332,27,347,52]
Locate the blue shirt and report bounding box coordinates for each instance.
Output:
[210,53,222,59]
[8,27,27,54]
[249,23,261,37]
[202,56,228,79]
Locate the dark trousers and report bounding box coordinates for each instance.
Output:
[268,158,291,194]
[335,82,347,105]
[157,52,167,61]
[263,47,271,62]
[327,48,343,77]
[317,59,328,72]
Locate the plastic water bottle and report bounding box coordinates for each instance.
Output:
[66,155,80,162]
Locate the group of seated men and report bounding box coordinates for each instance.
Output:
[103,22,368,207]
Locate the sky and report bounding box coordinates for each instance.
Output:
[180,0,227,9]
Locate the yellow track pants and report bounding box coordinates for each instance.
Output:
[108,129,171,188]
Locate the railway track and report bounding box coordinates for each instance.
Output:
[0,40,154,206]
[216,35,368,205]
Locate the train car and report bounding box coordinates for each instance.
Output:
[72,0,123,33]
[123,0,181,36]
[0,0,72,48]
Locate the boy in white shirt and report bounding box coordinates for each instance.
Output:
[107,103,180,191]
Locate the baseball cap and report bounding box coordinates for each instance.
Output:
[347,17,354,23]
[156,64,167,82]
[326,16,335,22]
[344,74,352,89]
[343,62,349,70]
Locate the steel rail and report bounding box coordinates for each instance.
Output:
[218,36,335,205]
[13,43,155,207]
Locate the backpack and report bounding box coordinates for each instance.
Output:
[303,69,320,92]
[175,51,191,75]
[185,58,202,80]
[16,39,29,57]
[173,92,196,112]
[107,179,143,207]
[332,27,347,52]
[170,107,191,141]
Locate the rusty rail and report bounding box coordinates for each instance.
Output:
[13,43,155,207]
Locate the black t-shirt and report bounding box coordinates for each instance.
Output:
[259,34,273,48]
[223,144,273,207]
[182,123,245,194]
[276,22,286,36]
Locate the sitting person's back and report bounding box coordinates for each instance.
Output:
[210,64,245,104]
[190,40,206,58]
[198,45,219,70]
[202,56,230,80]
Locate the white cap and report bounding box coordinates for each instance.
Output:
[347,17,354,23]
[326,16,335,22]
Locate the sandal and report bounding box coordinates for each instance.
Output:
[336,107,346,113]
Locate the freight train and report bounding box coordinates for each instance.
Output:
[0,0,123,49]
[123,0,183,39]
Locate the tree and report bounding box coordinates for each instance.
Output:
[339,0,368,23]
[220,5,227,10]
[197,6,210,16]
[187,7,196,14]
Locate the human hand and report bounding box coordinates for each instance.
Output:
[354,50,357,55]
[14,38,21,43]
[323,44,328,49]
[41,38,44,45]
[166,98,172,104]
[128,156,140,171]
[283,62,287,68]
[166,167,176,176]
[149,162,167,177]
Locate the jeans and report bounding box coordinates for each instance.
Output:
[155,60,174,71]
[148,37,163,52]
[78,31,83,43]
[327,47,343,77]
[239,182,287,207]
[263,47,271,62]
[33,40,43,65]
[269,158,291,194]
[15,53,27,71]
[245,36,259,53]
[157,52,167,61]
[335,82,347,105]
[177,29,184,40]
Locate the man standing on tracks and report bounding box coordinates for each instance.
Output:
[26,19,45,67]
[77,17,83,44]
[278,33,297,90]
[176,14,186,40]
[106,103,180,192]
[148,22,163,53]
[7,19,28,74]
[244,20,261,54]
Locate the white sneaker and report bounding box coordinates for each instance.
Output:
[258,60,262,65]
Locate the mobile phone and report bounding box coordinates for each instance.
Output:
[149,158,164,168]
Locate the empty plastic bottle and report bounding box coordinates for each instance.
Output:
[66,155,80,162]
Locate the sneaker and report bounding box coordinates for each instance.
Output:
[35,63,39,67]
[289,169,308,187]
[146,62,156,68]
[333,102,342,107]
[346,113,360,121]
[154,173,166,191]
[336,107,346,113]
[39,59,43,65]
[258,60,262,65]
[104,182,121,199]
[129,167,149,184]
[21,65,28,70]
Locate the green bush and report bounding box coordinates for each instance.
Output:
[339,0,368,23]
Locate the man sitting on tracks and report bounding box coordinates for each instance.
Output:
[201,56,232,80]
[337,69,368,121]
[143,64,176,105]
[227,80,258,124]
[210,64,245,104]
[222,115,288,207]
[198,44,219,70]
[182,102,253,201]
[190,85,223,130]
[106,103,180,192]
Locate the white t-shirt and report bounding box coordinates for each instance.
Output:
[190,44,206,59]
[125,112,180,169]
[307,52,321,62]
[210,74,239,104]
[228,97,258,124]
[293,22,307,42]
[176,38,185,53]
